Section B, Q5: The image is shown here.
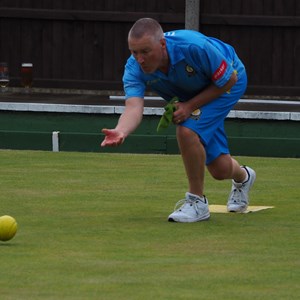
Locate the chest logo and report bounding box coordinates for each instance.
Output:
[185,65,196,76]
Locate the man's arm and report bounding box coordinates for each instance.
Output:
[101,97,144,147]
[173,71,237,123]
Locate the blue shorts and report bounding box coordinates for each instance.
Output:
[181,72,247,165]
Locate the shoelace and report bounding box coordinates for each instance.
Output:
[174,199,203,213]
[230,188,247,204]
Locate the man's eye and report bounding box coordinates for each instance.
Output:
[131,50,150,57]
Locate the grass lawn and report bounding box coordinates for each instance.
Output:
[0,150,299,300]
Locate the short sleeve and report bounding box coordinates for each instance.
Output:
[189,42,234,88]
[123,57,146,99]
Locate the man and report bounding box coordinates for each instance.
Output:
[101,18,256,222]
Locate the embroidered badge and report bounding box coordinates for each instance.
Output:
[212,60,227,81]
[185,65,196,76]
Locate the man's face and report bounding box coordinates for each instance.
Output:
[128,34,166,74]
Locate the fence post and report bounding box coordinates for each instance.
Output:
[52,131,60,152]
[185,0,200,31]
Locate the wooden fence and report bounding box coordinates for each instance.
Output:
[0,0,299,96]
[199,0,300,96]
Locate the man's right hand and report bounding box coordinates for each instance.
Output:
[101,129,125,147]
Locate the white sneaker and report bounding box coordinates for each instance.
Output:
[168,192,210,222]
[227,166,256,212]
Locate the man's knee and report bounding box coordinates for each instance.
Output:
[176,125,200,146]
[207,155,233,180]
[177,125,194,139]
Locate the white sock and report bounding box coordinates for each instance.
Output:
[242,168,249,183]
[234,167,249,184]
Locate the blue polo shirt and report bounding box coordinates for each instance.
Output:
[123,30,246,102]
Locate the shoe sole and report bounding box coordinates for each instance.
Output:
[228,207,247,213]
[168,214,210,223]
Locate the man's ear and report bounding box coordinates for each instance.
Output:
[160,38,166,49]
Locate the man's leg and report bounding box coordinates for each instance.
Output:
[207,154,256,212]
[206,154,247,182]
[176,125,206,196]
[168,126,210,222]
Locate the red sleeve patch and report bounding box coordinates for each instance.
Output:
[212,60,227,81]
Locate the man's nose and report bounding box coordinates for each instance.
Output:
[136,54,144,64]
